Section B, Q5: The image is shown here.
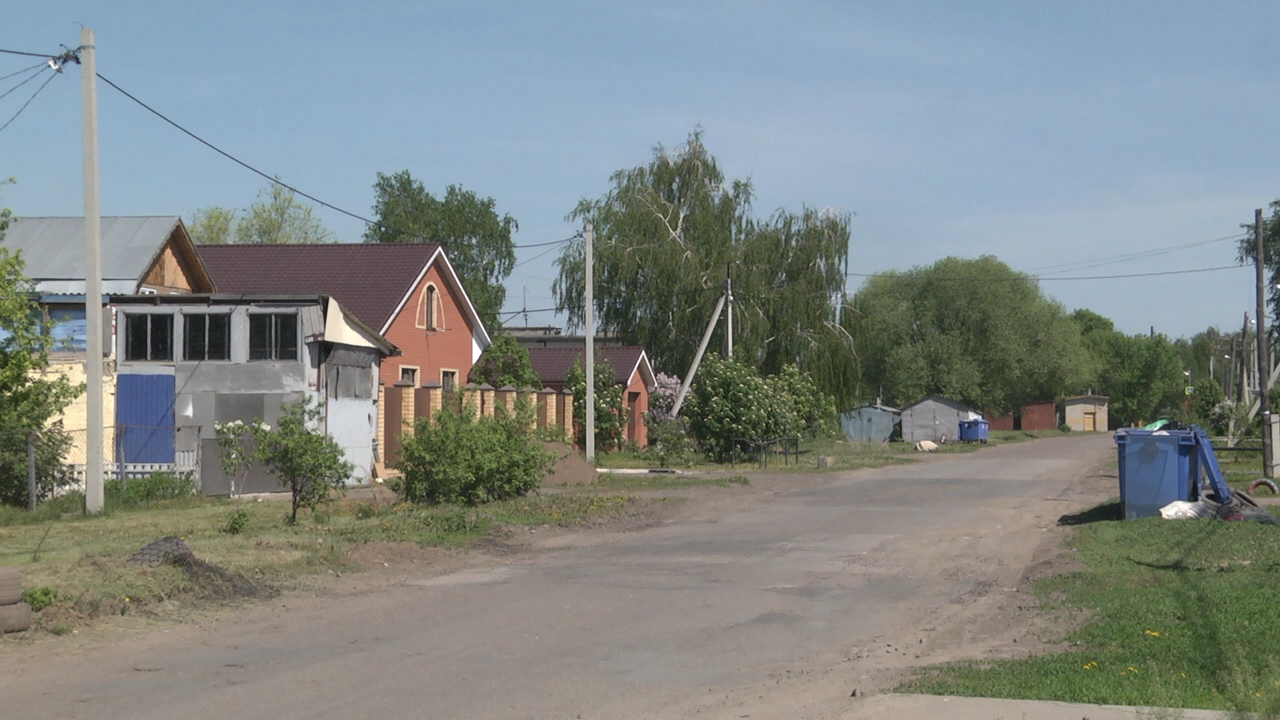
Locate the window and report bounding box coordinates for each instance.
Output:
[416,284,441,330]
[124,313,174,361]
[400,367,418,385]
[442,370,457,392]
[249,313,298,361]
[184,313,230,361]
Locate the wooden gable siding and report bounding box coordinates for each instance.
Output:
[380,261,476,388]
[139,232,212,293]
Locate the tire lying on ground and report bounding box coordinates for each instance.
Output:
[0,602,32,633]
[0,567,21,607]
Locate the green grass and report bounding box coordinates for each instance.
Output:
[900,503,1280,714]
[595,473,750,490]
[0,491,638,637]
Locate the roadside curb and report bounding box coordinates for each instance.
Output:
[847,693,1230,719]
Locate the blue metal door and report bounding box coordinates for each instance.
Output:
[116,374,176,463]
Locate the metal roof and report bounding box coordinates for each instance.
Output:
[3,216,183,283]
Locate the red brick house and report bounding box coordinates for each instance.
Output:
[198,243,491,449]
[527,346,655,447]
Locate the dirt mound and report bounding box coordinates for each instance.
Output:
[540,442,599,486]
[346,541,453,569]
[127,536,277,601]
[126,536,194,567]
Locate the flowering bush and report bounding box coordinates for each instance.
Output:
[215,399,352,524]
[683,356,836,461]
[565,356,626,451]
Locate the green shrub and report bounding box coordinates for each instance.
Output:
[222,507,250,535]
[644,417,694,468]
[105,471,195,509]
[0,424,76,508]
[396,401,554,505]
[20,585,59,611]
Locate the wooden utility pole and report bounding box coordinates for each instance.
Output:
[1256,208,1274,477]
[584,223,595,462]
[82,27,104,513]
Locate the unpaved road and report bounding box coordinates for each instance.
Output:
[2,434,1116,719]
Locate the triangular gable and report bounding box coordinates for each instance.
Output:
[138,220,215,293]
[381,246,492,350]
[323,297,397,355]
[627,349,656,391]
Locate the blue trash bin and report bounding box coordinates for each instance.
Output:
[959,419,989,443]
[1114,429,1198,519]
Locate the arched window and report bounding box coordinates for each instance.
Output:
[416,283,441,330]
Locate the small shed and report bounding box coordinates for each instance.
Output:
[1020,401,1058,431]
[1064,395,1109,432]
[840,404,901,443]
[901,395,980,443]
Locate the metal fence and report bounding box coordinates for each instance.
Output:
[3,425,201,508]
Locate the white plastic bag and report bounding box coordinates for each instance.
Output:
[1159,500,1215,520]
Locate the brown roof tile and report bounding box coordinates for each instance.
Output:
[528,346,648,385]
[197,243,440,331]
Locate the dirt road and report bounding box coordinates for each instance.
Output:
[2,434,1116,719]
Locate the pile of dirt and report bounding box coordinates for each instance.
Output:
[127,536,278,601]
[539,442,599,486]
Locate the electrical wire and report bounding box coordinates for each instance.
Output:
[0,48,60,59]
[94,71,575,250]
[0,62,46,83]
[1028,233,1247,275]
[0,69,58,134]
[0,66,48,104]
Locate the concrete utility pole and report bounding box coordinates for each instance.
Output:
[584,223,595,462]
[1256,208,1276,477]
[82,28,104,513]
[725,262,733,359]
[671,291,727,418]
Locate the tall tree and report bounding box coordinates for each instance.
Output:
[364,171,517,330]
[186,181,332,246]
[850,256,1091,416]
[1073,309,1186,427]
[0,184,82,505]
[553,129,852,404]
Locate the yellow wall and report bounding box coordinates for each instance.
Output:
[38,358,117,463]
[1064,399,1108,432]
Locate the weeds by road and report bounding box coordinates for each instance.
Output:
[594,474,750,491]
[901,502,1280,715]
[0,491,637,639]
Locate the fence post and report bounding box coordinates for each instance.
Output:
[27,430,36,511]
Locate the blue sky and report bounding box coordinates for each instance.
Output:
[1,1,1276,339]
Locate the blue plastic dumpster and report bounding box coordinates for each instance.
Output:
[958,419,989,443]
[1114,429,1198,519]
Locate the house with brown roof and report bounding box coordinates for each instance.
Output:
[526,346,655,447]
[198,243,492,457]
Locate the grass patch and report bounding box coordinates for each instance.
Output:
[0,491,637,637]
[595,473,750,491]
[900,504,1280,713]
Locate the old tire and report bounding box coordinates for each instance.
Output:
[0,602,31,633]
[1249,479,1279,496]
[0,567,21,606]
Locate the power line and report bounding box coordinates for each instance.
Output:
[0,66,48,104]
[500,306,559,318]
[1027,232,1246,275]
[0,47,61,59]
[93,71,574,249]
[0,62,46,83]
[0,70,58,134]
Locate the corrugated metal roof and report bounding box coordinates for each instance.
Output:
[3,216,182,282]
[527,346,651,386]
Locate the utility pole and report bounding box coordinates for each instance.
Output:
[584,223,595,462]
[1257,209,1276,476]
[671,291,727,417]
[82,28,104,514]
[725,262,733,359]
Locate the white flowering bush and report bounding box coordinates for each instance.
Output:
[683,355,835,461]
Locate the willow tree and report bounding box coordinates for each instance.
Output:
[553,129,853,404]
[849,256,1090,416]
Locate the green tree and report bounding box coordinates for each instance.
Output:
[553,129,853,405]
[187,181,332,246]
[0,184,82,506]
[364,171,516,329]
[565,356,626,451]
[1073,310,1186,428]
[1241,200,1280,328]
[187,206,237,245]
[850,256,1091,417]
[469,333,541,388]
